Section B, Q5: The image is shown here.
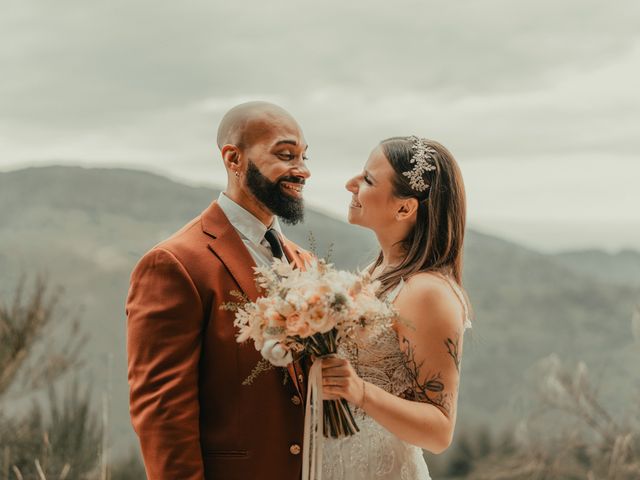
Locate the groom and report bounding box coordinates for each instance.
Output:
[126,101,312,480]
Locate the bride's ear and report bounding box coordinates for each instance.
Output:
[395,198,419,221]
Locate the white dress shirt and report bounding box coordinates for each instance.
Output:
[217,192,284,268]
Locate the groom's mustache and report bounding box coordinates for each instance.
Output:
[278,176,306,186]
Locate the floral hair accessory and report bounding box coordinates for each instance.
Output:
[402,136,437,192]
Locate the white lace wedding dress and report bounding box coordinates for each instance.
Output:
[322,277,472,480]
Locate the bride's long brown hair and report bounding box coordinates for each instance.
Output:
[371,136,469,310]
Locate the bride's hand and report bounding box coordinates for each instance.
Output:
[321,356,365,407]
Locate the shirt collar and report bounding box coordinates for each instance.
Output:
[217,192,282,245]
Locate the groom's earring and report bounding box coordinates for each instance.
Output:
[235,171,240,178]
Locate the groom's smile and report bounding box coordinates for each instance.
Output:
[280,178,305,199]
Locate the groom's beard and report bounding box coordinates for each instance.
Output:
[245,160,305,225]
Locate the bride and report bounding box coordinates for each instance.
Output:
[320,136,472,479]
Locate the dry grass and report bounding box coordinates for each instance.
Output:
[466,352,640,479]
[440,303,640,480]
[0,277,100,479]
[0,275,85,400]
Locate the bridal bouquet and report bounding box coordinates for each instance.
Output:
[231,257,396,439]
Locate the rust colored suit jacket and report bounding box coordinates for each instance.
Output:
[126,201,311,480]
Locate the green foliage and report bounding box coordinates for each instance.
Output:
[242,358,276,386]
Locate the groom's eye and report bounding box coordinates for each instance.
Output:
[276,152,296,161]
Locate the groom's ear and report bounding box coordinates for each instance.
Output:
[396,198,419,221]
[221,144,242,171]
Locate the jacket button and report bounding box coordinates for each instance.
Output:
[291,395,301,405]
[298,374,304,384]
[290,444,301,455]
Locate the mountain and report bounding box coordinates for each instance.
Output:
[1,166,638,462]
[552,249,640,287]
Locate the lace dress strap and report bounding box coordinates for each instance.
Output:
[385,278,405,303]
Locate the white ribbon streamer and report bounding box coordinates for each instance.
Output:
[302,360,324,480]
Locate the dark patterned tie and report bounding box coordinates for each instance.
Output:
[264,228,284,260]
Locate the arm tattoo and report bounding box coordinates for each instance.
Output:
[400,337,452,415]
[444,335,461,372]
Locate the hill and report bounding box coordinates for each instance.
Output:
[1,165,638,462]
[553,249,640,287]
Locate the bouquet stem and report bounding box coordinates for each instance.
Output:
[307,331,360,438]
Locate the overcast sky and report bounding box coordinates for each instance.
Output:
[1,0,639,252]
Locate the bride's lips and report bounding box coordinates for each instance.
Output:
[349,197,362,209]
[280,181,304,199]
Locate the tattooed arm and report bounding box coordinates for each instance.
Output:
[322,273,465,454]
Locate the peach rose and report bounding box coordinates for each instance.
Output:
[285,312,313,338]
[306,304,335,334]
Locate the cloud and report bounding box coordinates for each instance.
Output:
[2,0,640,129]
[1,0,639,250]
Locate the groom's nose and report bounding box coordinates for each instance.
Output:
[292,160,311,179]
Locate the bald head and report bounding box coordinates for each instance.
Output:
[216,101,299,150]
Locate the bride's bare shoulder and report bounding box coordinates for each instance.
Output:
[396,272,464,326]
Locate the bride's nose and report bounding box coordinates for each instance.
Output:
[345,176,358,194]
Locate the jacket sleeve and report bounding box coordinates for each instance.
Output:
[126,247,205,480]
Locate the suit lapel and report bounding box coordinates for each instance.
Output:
[282,238,307,270]
[202,201,260,301]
